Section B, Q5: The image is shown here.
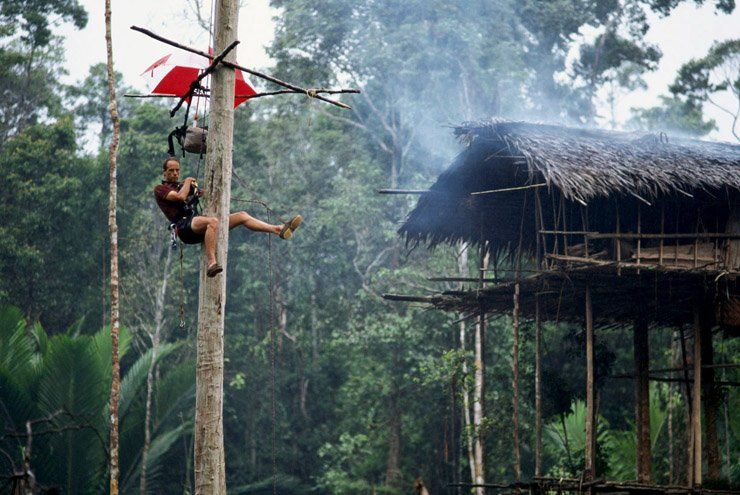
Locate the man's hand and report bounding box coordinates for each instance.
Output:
[196,188,205,197]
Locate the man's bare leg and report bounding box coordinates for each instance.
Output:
[190,216,220,268]
[229,211,281,235]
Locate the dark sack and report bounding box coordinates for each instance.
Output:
[183,126,207,154]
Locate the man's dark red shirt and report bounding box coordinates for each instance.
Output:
[154,182,187,223]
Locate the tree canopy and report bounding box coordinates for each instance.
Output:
[0,0,738,492]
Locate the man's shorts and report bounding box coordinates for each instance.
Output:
[175,215,205,245]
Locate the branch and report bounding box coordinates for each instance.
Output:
[351,228,385,301]
[365,246,394,279]
[131,26,358,109]
[401,125,416,161]
[1,409,109,459]
[0,446,16,472]
[316,106,392,153]
[185,0,212,33]
[707,95,738,120]
[170,40,240,117]
[246,88,359,99]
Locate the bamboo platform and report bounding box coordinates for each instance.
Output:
[449,477,740,494]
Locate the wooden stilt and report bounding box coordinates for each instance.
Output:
[669,330,677,485]
[659,205,665,266]
[472,242,488,495]
[585,284,597,479]
[634,314,652,482]
[511,192,527,483]
[700,309,721,479]
[535,189,549,270]
[561,193,569,255]
[637,205,642,274]
[616,203,622,276]
[512,278,521,481]
[679,324,694,486]
[693,309,703,487]
[581,206,590,258]
[535,296,543,477]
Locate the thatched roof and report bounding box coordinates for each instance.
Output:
[400,120,740,251]
[456,120,740,201]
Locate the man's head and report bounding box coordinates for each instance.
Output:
[163,157,181,183]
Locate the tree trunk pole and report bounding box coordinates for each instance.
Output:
[194,0,238,493]
[473,243,488,495]
[141,247,172,494]
[692,308,703,488]
[457,243,477,488]
[584,284,596,480]
[700,315,721,480]
[512,279,521,481]
[634,314,651,482]
[385,386,402,488]
[535,296,542,477]
[104,0,121,492]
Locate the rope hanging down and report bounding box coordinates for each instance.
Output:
[167,160,281,492]
[143,14,302,487]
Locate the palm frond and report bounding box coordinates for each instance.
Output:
[154,359,196,426]
[119,341,182,420]
[121,421,191,494]
[0,305,37,382]
[230,474,314,495]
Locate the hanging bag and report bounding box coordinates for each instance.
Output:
[183,126,208,154]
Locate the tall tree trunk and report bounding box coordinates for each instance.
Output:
[473,245,488,494]
[535,297,543,477]
[634,315,651,482]
[309,273,318,363]
[584,284,596,479]
[692,309,703,487]
[194,1,238,492]
[700,313,721,479]
[668,332,677,485]
[140,248,173,494]
[104,1,121,492]
[457,243,477,487]
[385,387,402,488]
[512,280,521,481]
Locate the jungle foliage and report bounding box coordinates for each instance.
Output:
[0,0,737,493]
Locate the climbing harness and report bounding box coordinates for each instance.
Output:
[158,4,280,481]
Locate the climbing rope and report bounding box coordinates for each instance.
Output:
[228,167,279,493]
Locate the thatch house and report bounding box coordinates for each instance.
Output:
[400,120,740,325]
[390,120,740,492]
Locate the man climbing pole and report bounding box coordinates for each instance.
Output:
[154,156,302,277]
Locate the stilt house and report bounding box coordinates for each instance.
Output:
[392,120,740,493]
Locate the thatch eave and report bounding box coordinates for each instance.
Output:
[454,120,740,202]
[400,120,740,252]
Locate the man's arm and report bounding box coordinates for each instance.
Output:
[165,177,195,202]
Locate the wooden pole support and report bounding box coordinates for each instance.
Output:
[692,308,703,487]
[193,0,237,492]
[634,314,651,482]
[585,284,596,479]
[535,296,543,477]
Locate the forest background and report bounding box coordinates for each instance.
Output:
[0,0,738,493]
